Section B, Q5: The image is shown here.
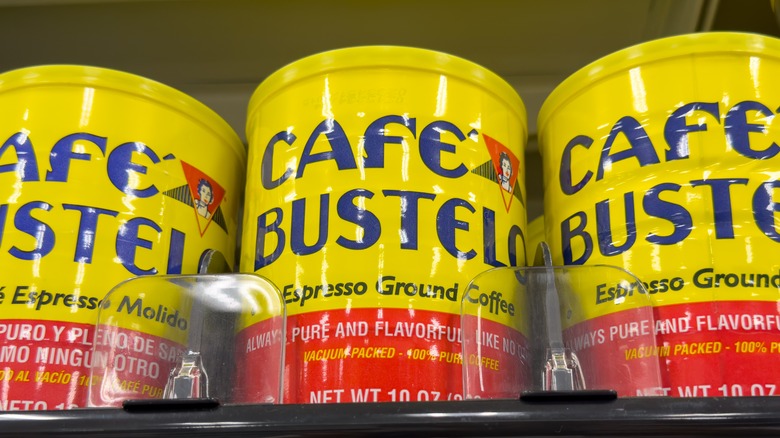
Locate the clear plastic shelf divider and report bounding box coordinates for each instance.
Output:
[462,242,662,399]
[88,273,286,407]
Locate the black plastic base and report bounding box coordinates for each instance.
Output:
[122,398,220,412]
[2,397,780,437]
[520,389,618,402]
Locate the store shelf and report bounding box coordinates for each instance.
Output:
[1,397,780,437]
[2,2,780,437]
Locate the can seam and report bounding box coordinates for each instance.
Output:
[246,46,527,140]
[537,32,780,137]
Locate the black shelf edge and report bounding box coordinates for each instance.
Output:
[1,397,779,437]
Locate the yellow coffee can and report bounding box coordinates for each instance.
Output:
[0,65,245,409]
[538,32,780,396]
[242,46,527,403]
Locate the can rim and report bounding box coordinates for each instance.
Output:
[0,65,246,163]
[537,31,780,137]
[246,45,527,138]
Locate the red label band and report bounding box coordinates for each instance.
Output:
[0,320,93,410]
[232,317,285,404]
[564,300,780,397]
[0,320,185,409]
[87,325,187,407]
[235,308,526,403]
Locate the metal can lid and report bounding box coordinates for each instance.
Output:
[0,64,246,163]
[247,45,527,138]
[537,31,780,138]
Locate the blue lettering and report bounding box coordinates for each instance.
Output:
[481,207,506,268]
[507,224,524,267]
[643,182,692,245]
[336,189,381,250]
[725,100,780,159]
[753,180,780,243]
[561,211,592,265]
[290,193,328,256]
[116,217,161,275]
[254,208,285,270]
[690,178,749,239]
[46,133,107,182]
[62,204,119,263]
[664,102,720,161]
[436,198,476,260]
[262,131,296,189]
[297,120,356,178]
[596,192,637,256]
[0,132,39,182]
[363,115,416,168]
[107,142,161,198]
[167,228,185,274]
[419,121,468,178]
[0,204,6,248]
[560,135,593,195]
[9,201,55,261]
[596,116,660,180]
[382,190,436,250]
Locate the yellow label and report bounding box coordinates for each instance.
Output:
[0,82,244,337]
[242,64,527,326]
[462,267,531,333]
[540,47,780,326]
[97,286,192,346]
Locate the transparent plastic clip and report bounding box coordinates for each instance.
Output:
[462,242,662,399]
[88,273,286,407]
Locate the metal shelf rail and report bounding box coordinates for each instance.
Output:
[1,397,779,437]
